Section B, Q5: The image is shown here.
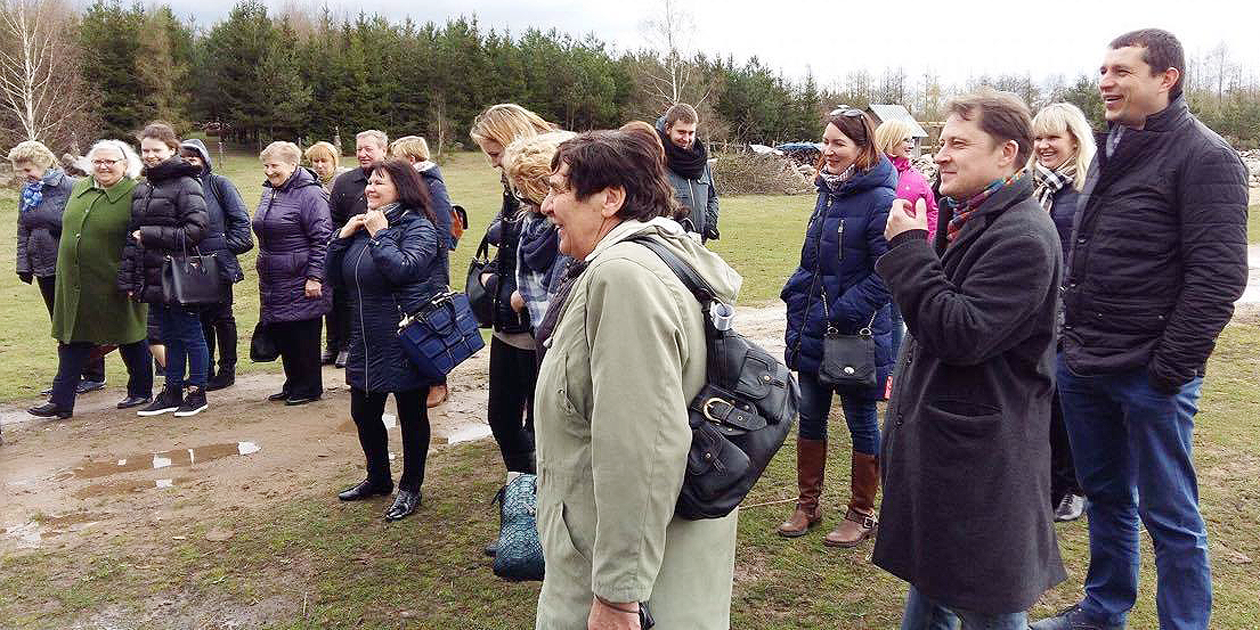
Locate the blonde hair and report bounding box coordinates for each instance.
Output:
[260,141,301,165]
[469,104,553,155]
[86,140,142,180]
[304,141,339,167]
[874,119,915,156]
[7,140,58,170]
[503,130,578,206]
[389,136,431,162]
[1030,103,1097,191]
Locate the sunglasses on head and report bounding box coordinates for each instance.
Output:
[829,106,863,118]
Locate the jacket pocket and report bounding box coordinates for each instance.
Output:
[922,397,1002,440]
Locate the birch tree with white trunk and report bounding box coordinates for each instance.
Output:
[0,0,91,149]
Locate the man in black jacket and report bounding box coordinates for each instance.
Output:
[1032,29,1248,630]
[180,140,253,390]
[874,89,1065,629]
[326,130,387,368]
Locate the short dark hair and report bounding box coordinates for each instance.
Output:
[140,121,180,151]
[1109,28,1185,99]
[946,89,1034,167]
[370,158,435,223]
[819,110,882,172]
[664,103,698,129]
[551,131,680,223]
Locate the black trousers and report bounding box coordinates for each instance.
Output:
[271,317,323,399]
[51,340,151,410]
[351,387,430,491]
[1049,386,1083,506]
[325,290,349,353]
[487,336,537,473]
[199,285,237,375]
[38,275,105,382]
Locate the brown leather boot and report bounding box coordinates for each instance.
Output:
[824,452,880,548]
[776,438,827,537]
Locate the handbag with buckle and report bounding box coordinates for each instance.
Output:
[397,291,486,380]
[629,236,799,520]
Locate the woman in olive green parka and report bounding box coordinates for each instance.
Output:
[29,140,153,419]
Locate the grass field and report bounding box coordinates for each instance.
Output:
[1,152,1258,628]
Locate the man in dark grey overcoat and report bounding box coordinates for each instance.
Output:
[872,89,1066,629]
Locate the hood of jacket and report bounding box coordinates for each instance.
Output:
[815,154,897,197]
[142,156,201,182]
[180,138,214,176]
[588,217,742,304]
[265,166,322,193]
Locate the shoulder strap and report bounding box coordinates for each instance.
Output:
[626,235,716,305]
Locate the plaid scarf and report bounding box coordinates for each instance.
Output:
[817,164,856,193]
[1032,162,1075,213]
[943,170,1023,243]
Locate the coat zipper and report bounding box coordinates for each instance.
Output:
[352,242,371,391]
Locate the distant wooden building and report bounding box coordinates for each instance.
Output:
[866,104,930,157]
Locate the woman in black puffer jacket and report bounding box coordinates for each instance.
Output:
[117,122,210,418]
[325,159,446,522]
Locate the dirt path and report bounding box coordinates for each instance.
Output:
[0,304,789,555]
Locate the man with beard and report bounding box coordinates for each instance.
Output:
[656,103,721,243]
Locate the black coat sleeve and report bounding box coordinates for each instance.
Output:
[876,233,1059,366]
[1149,145,1250,392]
[216,175,254,255]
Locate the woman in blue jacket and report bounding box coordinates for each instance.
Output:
[779,108,896,548]
[326,158,447,522]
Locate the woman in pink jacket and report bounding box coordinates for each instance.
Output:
[875,119,938,364]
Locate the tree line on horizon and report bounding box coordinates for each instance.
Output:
[4,0,1260,156]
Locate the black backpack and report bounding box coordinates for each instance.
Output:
[630,236,799,520]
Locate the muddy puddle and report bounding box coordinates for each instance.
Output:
[68,442,261,480]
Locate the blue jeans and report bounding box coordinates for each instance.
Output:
[899,585,1028,630]
[889,302,905,364]
[1057,355,1210,630]
[797,370,879,454]
[157,304,208,389]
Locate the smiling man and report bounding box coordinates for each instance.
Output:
[1032,29,1249,630]
[655,103,721,243]
[873,88,1065,629]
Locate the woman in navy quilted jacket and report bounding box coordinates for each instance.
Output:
[778,108,896,548]
[252,141,333,406]
[325,158,446,522]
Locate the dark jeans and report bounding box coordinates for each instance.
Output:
[199,285,237,375]
[50,341,152,410]
[797,370,880,455]
[351,387,429,492]
[271,317,322,399]
[156,304,208,389]
[325,289,349,352]
[1057,355,1210,630]
[37,275,104,382]
[899,585,1028,630]
[488,336,537,473]
[1049,386,1082,506]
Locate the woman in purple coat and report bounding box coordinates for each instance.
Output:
[253,141,333,405]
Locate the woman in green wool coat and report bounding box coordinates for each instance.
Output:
[28,140,154,420]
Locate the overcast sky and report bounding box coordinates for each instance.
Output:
[165,0,1259,88]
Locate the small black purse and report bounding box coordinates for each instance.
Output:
[249,322,279,362]
[819,311,878,388]
[465,233,494,328]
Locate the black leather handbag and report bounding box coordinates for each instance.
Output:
[249,322,279,362]
[160,237,224,306]
[465,233,494,328]
[819,311,879,388]
[630,236,799,520]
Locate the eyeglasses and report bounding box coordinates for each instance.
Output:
[828,106,864,118]
[92,159,123,166]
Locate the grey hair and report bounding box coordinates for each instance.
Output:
[356,129,388,149]
[87,139,142,180]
